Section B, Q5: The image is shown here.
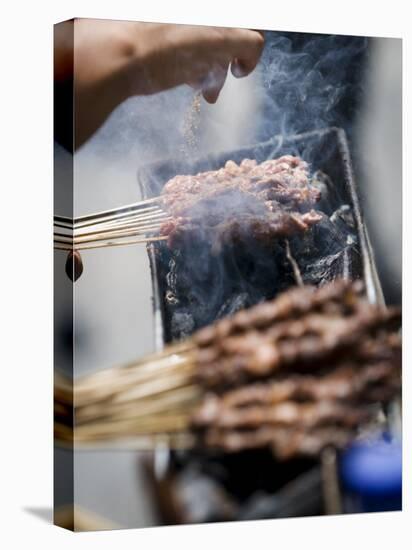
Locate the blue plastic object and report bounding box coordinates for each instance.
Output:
[340,437,402,513]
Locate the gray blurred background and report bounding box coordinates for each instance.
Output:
[54,31,401,528]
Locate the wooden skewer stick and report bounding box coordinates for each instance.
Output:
[73,206,165,230]
[55,226,165,246]
[74,352,195,405]
[56,222,168,246]
[54,206,166,233]
[54,235,168,251]
[285,239,304,287]
[74,197,162,224]
[74,358,193,402]
[76,386,200,425]
[55,430,194,450]
[75,382,198,427]
[71,229,163,245]
[72,214,171,237]
[74,413,191,440]
[76,196,161,219]
[55,343,195,408]
[54,216,171,242]
[54,215,74,226]
[54,220,75,230]
[89,209,169,226]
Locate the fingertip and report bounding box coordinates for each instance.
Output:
[231,59,243,78]
[231,59,253,79]
[202,88,220,104]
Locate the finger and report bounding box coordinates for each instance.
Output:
[231,58,249,78]
[231,56,261,78]
[227,29,265,78]
[201,63,229,104]
[231,54,260,78]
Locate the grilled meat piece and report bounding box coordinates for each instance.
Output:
[193,361,400,427]
[194,281,401,389]
[195,400,373,431]
[162,156,320,216]
[163,210,322,253]
[159,156,322,249]
[204,425,358,460]
[196,306,400,388]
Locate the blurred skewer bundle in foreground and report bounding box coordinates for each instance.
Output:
[55,279,401,459]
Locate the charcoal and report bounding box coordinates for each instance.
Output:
[330,204,356,231]
[217,293,250,319]
[159,233,298,339]
[315,218,350,255]
[159,205,359,341]
[302,248,353,285]
[170,311,195,340]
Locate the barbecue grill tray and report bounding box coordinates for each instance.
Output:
[138,126,384,349]
[137,127,385,524]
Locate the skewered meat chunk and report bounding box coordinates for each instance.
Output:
[159,156,322,248]
[164,210,323,253]
[204,425,358,460]
[193,361,400,426]
[195,400,373,431]
[194,280,401,389]
[190,280,401,458]
[196,305,400,388]
[162,156,319,216]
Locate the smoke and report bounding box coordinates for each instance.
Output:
[256,33,368,141]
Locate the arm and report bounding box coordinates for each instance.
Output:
[55,20,265,148]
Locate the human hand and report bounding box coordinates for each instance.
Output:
[135,23,265,103]
[55,20,264,147]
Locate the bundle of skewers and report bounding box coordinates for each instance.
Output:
[54,197,171,281]
[54,196,170,251]
[54,279,401,459]
[54,154,325,281]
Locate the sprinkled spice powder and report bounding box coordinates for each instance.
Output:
[181,91,202,158]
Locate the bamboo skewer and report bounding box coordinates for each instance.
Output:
[74,215,170,234]
[61,343,195,405]
[54,342,199,445]
[54,197,164,227]
[54,209,168,235]
[73,206,165,230]
[73,211,170,234]
[73,197,163,228]
[285,239,304,287]
[55,219,169,240]
[53,196,171,256]
[54,204,164,227]
[55,221,169,245]
[76,385,200,425]
[54,235,168,251]
[75,196,162,222]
